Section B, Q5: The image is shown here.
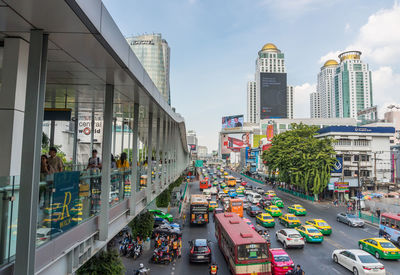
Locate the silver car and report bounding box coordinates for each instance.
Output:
[336,212,365,227]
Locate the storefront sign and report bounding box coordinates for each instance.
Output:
[334,182,349,193]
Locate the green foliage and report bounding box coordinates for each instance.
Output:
[129,211,154,239]
[262,123,336,198]
[77,249,125,275]
[155,176,184,207]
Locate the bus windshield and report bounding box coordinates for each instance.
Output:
[237,243,268,261]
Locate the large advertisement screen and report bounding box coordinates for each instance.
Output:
[260,73,287,119]
[220,133,251,154]
[222,115,244,129]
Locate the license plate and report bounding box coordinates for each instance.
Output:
[197,256,204,259]
[283,267,288,269]
[391,252,396,254]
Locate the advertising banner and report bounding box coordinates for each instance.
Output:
[334,182,349,193]
[253,135,266,148]
[52,171,80,230]
[220,133,251,154]
[331,157,343,174]
[260,73,287,119]
[266,124,274,141]
[189,144,197,151]
[222,115,244,129]
[78,114,103,143]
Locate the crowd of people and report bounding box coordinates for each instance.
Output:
[154,232,182,259]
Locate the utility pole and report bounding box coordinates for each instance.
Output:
[357,159,361,216]
[374,151,377,191]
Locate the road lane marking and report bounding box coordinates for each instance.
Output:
[324,236,345,249]
[331,267,342,274]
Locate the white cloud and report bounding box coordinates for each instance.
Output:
[294,82,316,118]
[344,23,351,33]
[319,50,341,64]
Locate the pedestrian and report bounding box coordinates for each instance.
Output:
[293,264,305,275]
[47,147,63,174]
[376,208,381,218]
[111,154,117,169]
[87,149,102,170]
[117,152,130,169]
[40,155,50,181]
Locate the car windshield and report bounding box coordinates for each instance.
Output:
[317,222,329,227]
[307,228,320,234]
[271,207,278,210]
[287,216,297,220]
[358,255,379,263]
[288,234,301,238]
[380,242,396,248]
[347,214,356,218]
[251,207,260,211]
[274,255,291,262]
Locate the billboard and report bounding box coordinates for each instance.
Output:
[259,72,287,119]
[220,133,251,154]
[253,135,266,148]
[222,115,244,129]
[77,114,103,143]
[189,144,197,151]
[331,157,343,173]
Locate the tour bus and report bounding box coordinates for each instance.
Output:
[225,176,237,187]
[190,195,209,225]
[199,180,209,190]
[379,213,400,244]
[215,212,271,275]
[228,198,244,218]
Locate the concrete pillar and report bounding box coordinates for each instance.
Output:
[0,38,29,177]
[130,103,139,213]
[155,116,161,189]
[99,84,114,241]
[15,30,48,275]
[72,97,79,168]
[121,111,124,154]
[90,107,95,153]
[146,112,153,202]
[160,118,166,187]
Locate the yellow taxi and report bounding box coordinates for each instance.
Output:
[296,225,324,243]
[209,201,218,211]
[256,213,275,228]
[287,204,307,216]
[236,186,245,194]
[265,205,282,217]
[223,187,229,194]
[279,214,301,228]
[358,238,400,259]
[265,190,276,197]
[305,219,332,235]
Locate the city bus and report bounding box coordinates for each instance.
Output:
[215,212,271,275]
[200,180,209,190]
[225,176,237,187]
[228,198,244,218]
[379,213,400,244]
[190,195,209,225]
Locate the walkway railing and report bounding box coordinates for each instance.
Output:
[178,179,189,214]
[278,187,315,202]
[240,173,265,185]
[359,213,380,224]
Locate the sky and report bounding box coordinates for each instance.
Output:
[103,0,400,151]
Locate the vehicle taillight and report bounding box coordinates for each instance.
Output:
[207,247,211,253]
[362,266,372,270]
[379,267,385,270]
[287,238,292,240]
[300,238,304,240]
[190,247,194,254]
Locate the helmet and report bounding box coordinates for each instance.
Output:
[139,263,144,268]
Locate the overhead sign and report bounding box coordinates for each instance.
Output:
[331,157,343,173]
[77,114,103,143]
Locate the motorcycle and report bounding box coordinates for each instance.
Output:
[135,267,150,275]
[119,240,130,256]
[151,248,172,264]
[133,244,143,260]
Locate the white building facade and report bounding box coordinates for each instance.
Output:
[318,60,338,118]
[127,34,171,105]
[247,81,257,123]
[310,92,321,118]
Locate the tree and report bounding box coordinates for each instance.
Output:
[77,249,125,275]
[262,123,336,199]
[129,212,154,239]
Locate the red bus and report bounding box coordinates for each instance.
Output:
[379,213,400,244]
[215,212,271,275]
[200,180,208,190]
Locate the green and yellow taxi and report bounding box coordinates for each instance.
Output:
[296,225,324,243]
[358,238,400,260]
[212,181,218,186]
[223,187,229,194]
[265,190,276,197]
[287,204,307,216]
[271,197,284,208]
[279,214,302,228]
[256,213,275,228]
[220,182,227,189]
[209,201,218,211]
[265,205,282,217]
[236,186,245,194]
[305,219,331,235]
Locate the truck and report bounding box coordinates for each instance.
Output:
[190,194,209,225]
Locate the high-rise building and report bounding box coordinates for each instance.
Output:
[247,81,256,123]
[287,86,294,119]
[332,51,373,119]
[126,34,171,105]
[247,43,292,123]
[187,130,198,151]
[310,92,321,118]
[318,60,338,118]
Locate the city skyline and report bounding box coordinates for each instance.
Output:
[103,0,400,151]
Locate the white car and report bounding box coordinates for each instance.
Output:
[332,249,386,275]
[275,229,305,249]
[247,192,262,204]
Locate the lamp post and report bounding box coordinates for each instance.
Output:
[357,159,361,217]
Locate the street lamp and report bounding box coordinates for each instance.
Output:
[354,160,361,217]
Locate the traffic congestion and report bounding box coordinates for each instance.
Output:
[180,164,400,275]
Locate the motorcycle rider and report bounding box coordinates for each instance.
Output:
[135,263,149,275]
[210,262,218,274]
